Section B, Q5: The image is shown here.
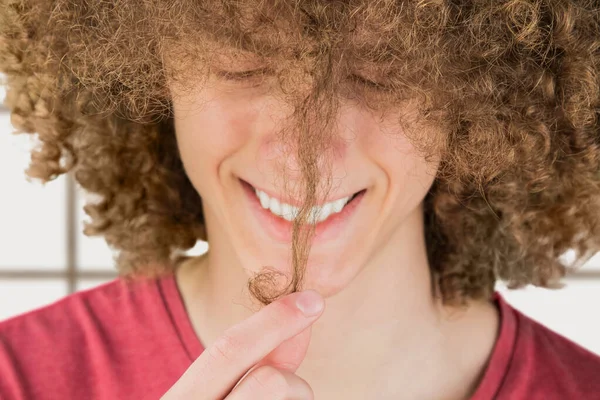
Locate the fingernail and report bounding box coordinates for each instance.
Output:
[295,290,324,317]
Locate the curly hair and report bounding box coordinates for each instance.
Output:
[1,0,599,306]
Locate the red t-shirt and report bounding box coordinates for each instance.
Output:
[0,275,599,399]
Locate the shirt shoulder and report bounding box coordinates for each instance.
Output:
[500,302,600,399]
[0,277,191,400]
[0,278,159,349]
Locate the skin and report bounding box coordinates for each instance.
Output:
[162,289,325,399]
[164,65,500,399]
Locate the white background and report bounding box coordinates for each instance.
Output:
[1,78,599,356]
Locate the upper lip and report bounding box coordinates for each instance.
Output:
[241,179,362,208]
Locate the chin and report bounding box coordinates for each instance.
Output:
[239,248,363,299]
[303,256,365,297]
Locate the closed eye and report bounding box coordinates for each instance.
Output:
[217,70,259,80]
[214,68,271,81]
[349,74,391,91]
[214,69,391,91]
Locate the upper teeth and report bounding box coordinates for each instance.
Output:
[254,188,352,224]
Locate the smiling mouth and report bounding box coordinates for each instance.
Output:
[240,179,365,224]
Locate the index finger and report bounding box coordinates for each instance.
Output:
[164,289,324,400]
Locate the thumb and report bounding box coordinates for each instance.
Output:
[257,324,313,372]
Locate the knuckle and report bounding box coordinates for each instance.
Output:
[206,332,242,364]
[246,365,289,399]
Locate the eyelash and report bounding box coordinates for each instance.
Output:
[216,68,270,81]
[348,74,390,91]
[216,69,390,90]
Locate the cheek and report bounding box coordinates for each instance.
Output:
[371,131,439,201]
[173,98,259,186]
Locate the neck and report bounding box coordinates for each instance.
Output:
[176,204,499,399]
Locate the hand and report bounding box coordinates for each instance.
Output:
[161,289,325,399]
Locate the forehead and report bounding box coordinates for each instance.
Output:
[164,0,425,77]
[162,0,450,124]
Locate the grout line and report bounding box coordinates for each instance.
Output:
[66,173,78,294]
[0,270,117,279]
[563,270,600,280]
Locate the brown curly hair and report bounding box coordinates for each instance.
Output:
[1,0,599,306]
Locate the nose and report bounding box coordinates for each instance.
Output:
[258,128,348,185]
[258,134,304,183]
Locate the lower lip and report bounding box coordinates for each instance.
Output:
[240,179,366,243]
